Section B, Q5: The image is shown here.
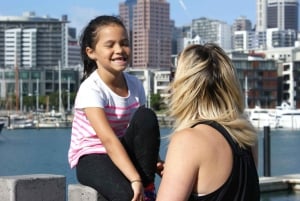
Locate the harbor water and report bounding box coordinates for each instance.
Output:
[0,127,299,200]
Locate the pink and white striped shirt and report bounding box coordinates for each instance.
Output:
[68,71,146,168]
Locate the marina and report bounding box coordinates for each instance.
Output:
[0,110,72,129]
[0,127,299,200]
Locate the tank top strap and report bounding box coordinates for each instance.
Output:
[191,121,240,153]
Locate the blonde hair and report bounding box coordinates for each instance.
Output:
[168,43,257,148]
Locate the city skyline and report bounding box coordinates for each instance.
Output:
[1,0,257,33]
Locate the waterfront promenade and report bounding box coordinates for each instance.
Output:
[1,173,300,201]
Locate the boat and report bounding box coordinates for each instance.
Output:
[245,106,278,129]
[7,114,35,129]
[274,103,300,129]
[34,109,71,128]
[246,102,300,130]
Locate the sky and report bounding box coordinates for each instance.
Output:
[0,0,256,34]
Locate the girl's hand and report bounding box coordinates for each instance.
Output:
[156,160,165,177]
[131,180,144,201]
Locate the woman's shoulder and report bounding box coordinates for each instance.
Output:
[172,124,217,139]
[170,125,213,148]
[170,124,229,153]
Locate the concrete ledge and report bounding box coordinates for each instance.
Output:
[0,174,66,201]
[68,184,108,201]
[2,173,300,200]
[68,174,300,200]
[260,177,289,192]
[260,174,300,193]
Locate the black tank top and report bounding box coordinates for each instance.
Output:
[189,121,260,201]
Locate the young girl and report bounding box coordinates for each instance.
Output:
[68,15,160,201]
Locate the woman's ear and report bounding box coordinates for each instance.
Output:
[86,47,96,60]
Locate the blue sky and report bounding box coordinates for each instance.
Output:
[0,0,256,33]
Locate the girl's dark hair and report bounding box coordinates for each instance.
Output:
[80,15,126,82]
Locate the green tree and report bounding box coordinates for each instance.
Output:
[150,93,162,111]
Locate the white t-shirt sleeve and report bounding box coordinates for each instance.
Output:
[74,76,106,109]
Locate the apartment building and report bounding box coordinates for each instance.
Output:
[0,12,80,69]
[233,31,256,51]
[191,17,232,51]
[0,12,67,68]
[0,12,81,111]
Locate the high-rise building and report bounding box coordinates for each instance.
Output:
[256,0,268,32]
[232,16,253,32]
[0,12,80,69]
[119,0,172,70]
[256,0,298,32]
[267,0,298,32]
[255,0,299,49]
[119,0,137,67]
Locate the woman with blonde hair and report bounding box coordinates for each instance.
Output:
[156,43,260,201]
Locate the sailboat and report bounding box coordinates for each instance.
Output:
[34,61,72,128]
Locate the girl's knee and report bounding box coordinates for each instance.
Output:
[134,107,158,125]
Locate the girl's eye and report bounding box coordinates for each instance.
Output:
[104,43,113,48]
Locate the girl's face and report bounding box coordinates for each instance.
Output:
[86,24,130,74]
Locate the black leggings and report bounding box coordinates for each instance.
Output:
[76,107,160,201]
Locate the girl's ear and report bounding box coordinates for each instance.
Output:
[86,47,96,60]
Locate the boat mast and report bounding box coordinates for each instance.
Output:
[67,77,70,112]
[36,79,39,112]
[20,79,23,112]
[14,53,19,112]
[58,60,63,113]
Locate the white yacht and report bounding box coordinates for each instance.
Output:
[247,102,300,130]
[246,106,278,129]
[275,103,300,129]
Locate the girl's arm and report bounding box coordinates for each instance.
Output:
[84,107,143,200]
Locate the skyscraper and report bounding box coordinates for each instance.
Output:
[119,0,172,70]
[256,0,299,33]
[256,0,268,32]
[256,0,299,48]
[267,0,298,32]
[119,0,137,67]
